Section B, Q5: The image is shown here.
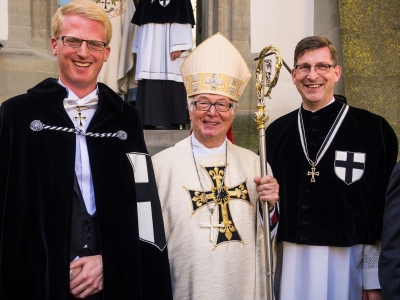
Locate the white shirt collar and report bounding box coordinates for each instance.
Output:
[191,134,227,156]
[303,97,335,113]
[58,79,98,101]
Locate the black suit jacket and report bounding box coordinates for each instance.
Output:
[380,161,400,299]
[0,78,172,299]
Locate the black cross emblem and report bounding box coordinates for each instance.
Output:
[160,0,167,5]
[185,165,251,248]
[335,152,365,184]
[101,0,110,9]
[96,0,118,8]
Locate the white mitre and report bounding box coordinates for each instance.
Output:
[180,32,251,102]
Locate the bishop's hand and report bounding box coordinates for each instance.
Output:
[254,175,279,210]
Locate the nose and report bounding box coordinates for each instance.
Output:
[206,103,218,115]
[307,66,319,79]
[76,41,90,57]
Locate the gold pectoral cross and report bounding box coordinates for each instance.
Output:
[307,165,319,182]
[186,165,251,248]
[74,106,89,127]
[200,215,224,243]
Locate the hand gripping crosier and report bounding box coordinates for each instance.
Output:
[253,46,283,300]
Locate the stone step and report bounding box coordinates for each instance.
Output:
[144,129,191,156]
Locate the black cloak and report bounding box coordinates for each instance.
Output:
[0,78,172,299]
[266,97,398,247]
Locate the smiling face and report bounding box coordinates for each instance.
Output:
[292,47,341,111]
[51,15,110,98]
[190,94,236,148]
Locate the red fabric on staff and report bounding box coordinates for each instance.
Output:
[189,125,235,144]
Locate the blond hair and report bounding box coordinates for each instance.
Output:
[52,0,112,45]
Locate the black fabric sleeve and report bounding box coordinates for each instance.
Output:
[380,161,400,299]
[368,118,398,241]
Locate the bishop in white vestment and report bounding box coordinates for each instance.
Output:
[152,33,280,300]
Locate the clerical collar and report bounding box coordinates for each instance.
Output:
[302,97,335,113]
[191,135,227,156]
[58,79,98,101]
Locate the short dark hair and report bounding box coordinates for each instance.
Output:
[294,36,338,67]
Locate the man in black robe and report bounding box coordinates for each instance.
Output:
[0,1,172,299]
[131,0,195,129]
[257,36,398,299]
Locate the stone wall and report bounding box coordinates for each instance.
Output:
[339,0,400,154]
[0,0,59,104]
[1,0,399,155]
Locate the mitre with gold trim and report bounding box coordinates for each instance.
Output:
[180,33,251,102]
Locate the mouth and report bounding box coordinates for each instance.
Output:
[74,61,92,67]
[305,84,322,89]
[203,121,219,125]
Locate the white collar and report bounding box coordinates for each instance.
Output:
[58,79,98,101]
[303,97,335,113]
[191,134,227,156]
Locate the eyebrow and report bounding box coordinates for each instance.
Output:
[297,61,333,65]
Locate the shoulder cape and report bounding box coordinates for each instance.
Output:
[132,0,195,26]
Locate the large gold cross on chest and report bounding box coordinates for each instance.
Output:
[185,165,251,248]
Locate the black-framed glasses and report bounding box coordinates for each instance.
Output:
[194,101,233,112]
[295,64,335,74]
[58,36,107,51]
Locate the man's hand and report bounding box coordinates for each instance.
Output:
[254,175,279,210]
[362,289,382,300]
[170,50,182,61]
[70,255,103,299]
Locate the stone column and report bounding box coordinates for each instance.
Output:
[314,0,345,96]
[0,0,59,103]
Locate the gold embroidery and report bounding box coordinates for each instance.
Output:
[184,73,245,99]
[184,165,251,249]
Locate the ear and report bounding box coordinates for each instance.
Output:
[103,45,111,62]
[334,65,341,82]
[50,38,58,56]
[187,102,192,120]
[232,105,238,115]
[291,68,296,84]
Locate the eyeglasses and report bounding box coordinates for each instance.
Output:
[58,36,107,51]
[194,101,233,112]
[295,64,335,74]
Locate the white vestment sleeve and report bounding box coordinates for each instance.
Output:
[363,240,381,289]
[169,23,193,53]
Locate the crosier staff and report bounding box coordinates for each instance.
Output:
[253,46,283,300]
